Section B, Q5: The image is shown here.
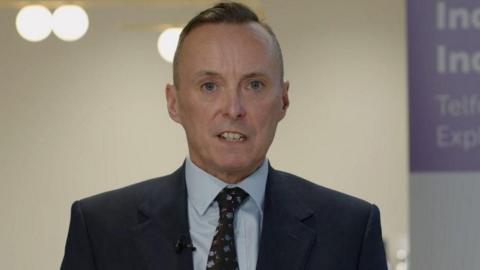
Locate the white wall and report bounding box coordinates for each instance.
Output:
[0,1,407,269]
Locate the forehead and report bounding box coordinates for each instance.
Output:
[177,22,279,78]
[184,22,273,48]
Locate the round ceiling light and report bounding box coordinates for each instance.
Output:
[52,5,89,42]
[157,28,182,63]
[16,5,52,42]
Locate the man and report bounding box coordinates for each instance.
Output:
[61,2,387,270]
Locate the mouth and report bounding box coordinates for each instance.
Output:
[217,131,247,142]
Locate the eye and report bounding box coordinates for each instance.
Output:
[201,82,216,92]
[248,80,264,91]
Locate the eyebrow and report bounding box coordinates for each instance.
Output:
[241,72,268,80]
[193,70,220,79]
[193,70,268,80]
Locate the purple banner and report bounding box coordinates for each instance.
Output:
[409,0,480,171]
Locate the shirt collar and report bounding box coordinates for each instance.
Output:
[185,157,268,216]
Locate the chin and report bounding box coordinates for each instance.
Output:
[216,159,247,170]
[215,156,256,173]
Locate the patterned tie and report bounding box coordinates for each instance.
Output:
[206,187,249,270]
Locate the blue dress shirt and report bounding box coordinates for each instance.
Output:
[185,158,268,270]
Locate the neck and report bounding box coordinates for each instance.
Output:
[212,171,252,184]
[189,158,265,184]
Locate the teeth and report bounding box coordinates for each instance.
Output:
[220,132,245,141]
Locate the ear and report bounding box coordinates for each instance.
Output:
[278,80,290,121]
[165,83,181,124]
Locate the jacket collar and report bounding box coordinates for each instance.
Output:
[130,163,316,270]
[256,165,316,270]
[131,163,194,270]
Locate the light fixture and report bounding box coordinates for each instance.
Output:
[52,5,89,42]
[157,27,182,63]
[16,5,52,42]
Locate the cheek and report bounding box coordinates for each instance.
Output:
[178,94,206,121]
[252,102,282,135]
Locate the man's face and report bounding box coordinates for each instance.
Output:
[166,22,289,183]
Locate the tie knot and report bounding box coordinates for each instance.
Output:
[215,187,249,211]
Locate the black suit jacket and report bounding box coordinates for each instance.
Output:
[61,164,387,270]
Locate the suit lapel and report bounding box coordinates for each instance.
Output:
[256,167,316,270]
[131,165,194,270]
[129,164,316,270]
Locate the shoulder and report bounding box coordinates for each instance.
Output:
[270,168,375,219]
[268,169,387,268]
[77,176,165,210]
[73,166,183,225]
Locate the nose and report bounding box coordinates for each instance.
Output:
[222,91,246,119]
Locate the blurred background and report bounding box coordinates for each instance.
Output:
[0,0,408,269]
